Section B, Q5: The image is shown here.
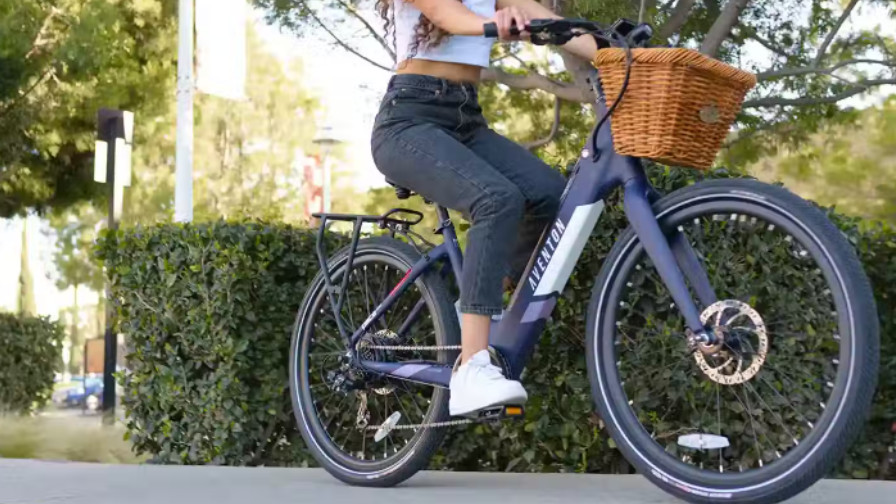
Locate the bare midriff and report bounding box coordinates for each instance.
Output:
[396,59,483,84]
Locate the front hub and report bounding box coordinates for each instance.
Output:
[694,299,769,385]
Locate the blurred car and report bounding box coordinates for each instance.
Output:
[52,377,103,411]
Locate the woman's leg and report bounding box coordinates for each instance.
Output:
[373,122,524,351]
[374,120,523,322]
[465,127,567,283]
[373,120,529,414]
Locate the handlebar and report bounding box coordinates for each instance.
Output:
[483,22,520,39]
[482,18,655,160]
[483,17,653,49]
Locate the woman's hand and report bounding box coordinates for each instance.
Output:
[490,6,529,40]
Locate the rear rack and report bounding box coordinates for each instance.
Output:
[312,208,425,345]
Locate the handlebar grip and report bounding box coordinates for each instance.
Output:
[483,22,522,38]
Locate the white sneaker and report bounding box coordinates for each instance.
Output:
[449,350,528,416]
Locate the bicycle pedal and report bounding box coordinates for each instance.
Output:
[472,404,525,422]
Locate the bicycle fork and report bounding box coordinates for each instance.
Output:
[623,175,718,336]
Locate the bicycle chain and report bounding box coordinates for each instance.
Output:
[363,417,475,431]
[364,344,461,351]
[355,345,471,432]
[358,344,474,430]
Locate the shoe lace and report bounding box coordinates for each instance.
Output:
[470,359,507,381]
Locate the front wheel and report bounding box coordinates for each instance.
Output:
[587,179,878,504]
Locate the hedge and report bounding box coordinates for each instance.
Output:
[0,313,64,414]
[97,166,895,478]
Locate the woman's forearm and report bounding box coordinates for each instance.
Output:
[497,0,598,61]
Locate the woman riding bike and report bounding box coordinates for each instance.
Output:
[371,0,594,416]
[295,4,878,499]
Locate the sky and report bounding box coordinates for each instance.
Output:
[0,1,894,318]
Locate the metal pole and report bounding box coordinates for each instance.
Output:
[100,114,118,425]
[322,149,331,213]
[175,0,194,223]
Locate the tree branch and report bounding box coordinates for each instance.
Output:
[524,97,562,150]
[26,7,63,59]
[723,116,784,149]
[735,27,790,58]
[0,66,56,120]
[657,0,696,39]
[334,0,395,62]
[298,0,391,72]
[700,0,751,57]
[757,58,894,80]
[636,0,659,23]
[742,78,896,108]
[814,0,860,67]
[479,67,588,102]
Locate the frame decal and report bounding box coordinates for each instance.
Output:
[532,201,605,296]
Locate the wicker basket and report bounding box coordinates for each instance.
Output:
[592,48,757,169]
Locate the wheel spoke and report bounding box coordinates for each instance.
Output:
[742,380,799,448]
[730,385,767,466]
[753,371,816,431]
[716,382,723,472]
[398,381,429,419]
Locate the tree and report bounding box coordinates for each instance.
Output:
[0,0,178,218]
[751,95,896,224]
[17,219,37,316]
[191,28,321,224]
[117,25,327,225]
[46,203,107,374]
[255,0,896,161]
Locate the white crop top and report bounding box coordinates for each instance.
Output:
[394,0,496,68]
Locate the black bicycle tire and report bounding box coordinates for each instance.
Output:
[587,178,879,504]
[289,236,460,487]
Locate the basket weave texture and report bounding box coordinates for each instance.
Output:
[592,48,757,169]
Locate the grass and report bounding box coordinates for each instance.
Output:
[0,413,144,464]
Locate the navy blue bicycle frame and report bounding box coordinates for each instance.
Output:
[315,68,718,389]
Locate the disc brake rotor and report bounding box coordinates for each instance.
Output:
[695,299,769,385]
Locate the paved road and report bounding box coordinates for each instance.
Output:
[1,459,894,504]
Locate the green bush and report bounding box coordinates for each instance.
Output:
[0,313,64,414]
[97,167,895,477]
[96,223,343,465]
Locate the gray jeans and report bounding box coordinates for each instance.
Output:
[371,74,566,316]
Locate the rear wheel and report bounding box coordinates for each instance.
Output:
[588,179,878,503]
[289,237,459,486]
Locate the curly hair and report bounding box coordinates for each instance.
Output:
[375,0,462,61]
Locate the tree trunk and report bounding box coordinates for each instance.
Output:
[17,218,37,317]
[700,0,751,57]
[71,284,80,376]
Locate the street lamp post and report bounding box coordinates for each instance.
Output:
[312,126,342,213]
[95,108,133,425]
[174,0,194,223]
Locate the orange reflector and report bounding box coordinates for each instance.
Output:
[505,406,523,416]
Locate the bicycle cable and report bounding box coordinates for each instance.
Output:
[591,30,634,159]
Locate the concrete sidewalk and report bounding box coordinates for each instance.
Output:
[1,458,893,504]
